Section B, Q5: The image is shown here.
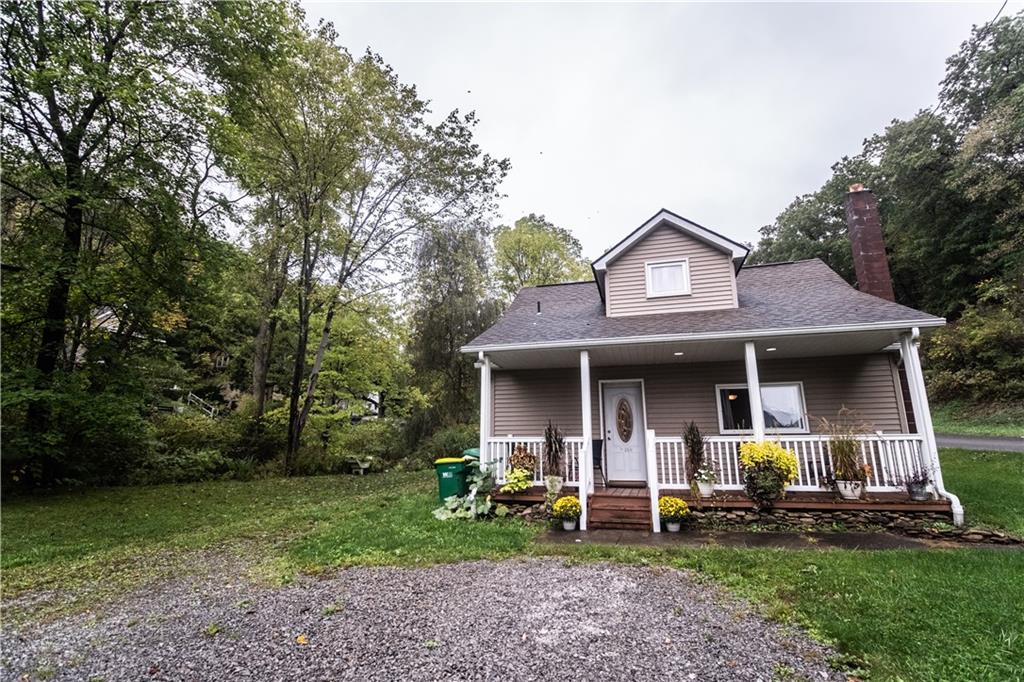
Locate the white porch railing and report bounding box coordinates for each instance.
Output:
[654,433,929,492]
[484,437,584,486]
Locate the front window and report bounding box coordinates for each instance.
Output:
[716,382,808,434]
[645,259,691,298]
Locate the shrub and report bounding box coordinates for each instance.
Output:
[412,423,479,470]
[658,496,690,521]
[739,441,798,509]
[925,279,1024,403]
[330,419,402,466]
[130,448,237,485]
[499,467,532,494]
[551,495,581,520]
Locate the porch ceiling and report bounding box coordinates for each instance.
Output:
[483,328,904,370]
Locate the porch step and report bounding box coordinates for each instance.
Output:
[589,492,653,531]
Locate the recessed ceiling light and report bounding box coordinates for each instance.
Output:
[673,351,684,356]
[766,347,777,352]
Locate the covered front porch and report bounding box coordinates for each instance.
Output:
[475,326,962,530]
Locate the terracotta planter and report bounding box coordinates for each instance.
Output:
[697,481,715,498]
[835,480,864,500]
[561,519,577,531]
[665,521,682,533]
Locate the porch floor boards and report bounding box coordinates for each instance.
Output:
[491,486,952,514]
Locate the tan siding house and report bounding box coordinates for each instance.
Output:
[464,204,961,530]
[605,225,738,316]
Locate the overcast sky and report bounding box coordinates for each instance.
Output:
[303,1,1017,258]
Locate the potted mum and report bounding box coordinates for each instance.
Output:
[551,495,582,531]
[659,496,690,532]
[738,441,798,509]
[683,422,715,498]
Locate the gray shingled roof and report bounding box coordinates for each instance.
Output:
[464,259,943,350]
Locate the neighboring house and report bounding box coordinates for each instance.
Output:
[463,186,962,530]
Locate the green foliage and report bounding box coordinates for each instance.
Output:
[432,460,496,520]
[499,467,533,494]
[739,442,799,509]
[412,424,479,470]
[408,223,501,428]
[493,214,593,301]
[925,279,1024,403]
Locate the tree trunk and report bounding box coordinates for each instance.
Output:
[295,296,337,445]
[252,246,289,421]
[26,161,84,445]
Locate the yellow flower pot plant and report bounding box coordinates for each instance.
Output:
[551,495,582,531]
[658,496,690,532]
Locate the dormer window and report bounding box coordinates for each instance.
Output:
[645,259,691,298]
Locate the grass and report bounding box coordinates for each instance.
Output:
[2,448,1022,680]
[930,401,1024,438]
[940,448,1024,536]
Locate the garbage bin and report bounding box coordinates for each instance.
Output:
[461,447,480,461]
[435,457,469,502]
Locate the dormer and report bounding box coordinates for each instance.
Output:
[591,209,749,317]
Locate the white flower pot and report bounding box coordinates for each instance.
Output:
[665,521,681,533]
[835,480,863,500]
[697,481,715,498]
[562,519,577,531]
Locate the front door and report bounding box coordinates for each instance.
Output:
[602,382,647,482]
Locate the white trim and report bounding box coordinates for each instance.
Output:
[901,329,964,525]
[477,353,492,460]
[592,210,748,271]
[714,381,810,435]
[461,318,946,354]
[579,350,591,530]
[644,258,691,299]
[597,379,649,482]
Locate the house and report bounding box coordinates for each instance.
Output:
[463,186,962,531]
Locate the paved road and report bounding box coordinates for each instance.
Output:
[936,433,1024,452]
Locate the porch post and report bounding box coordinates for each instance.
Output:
[900,329,964,525]
[744,341,765,440]
[579,349,591,531]
[478,352,492,468]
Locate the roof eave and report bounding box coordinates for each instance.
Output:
[461,318,945,354]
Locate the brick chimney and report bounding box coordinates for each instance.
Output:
[845,183,896,302]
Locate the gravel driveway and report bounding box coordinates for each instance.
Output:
[3,558,842,681]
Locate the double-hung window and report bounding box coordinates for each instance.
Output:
[645,259,691,298]
[716,382,809,434]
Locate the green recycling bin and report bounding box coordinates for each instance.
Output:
[461,447,480,460]
[435,457,469,502]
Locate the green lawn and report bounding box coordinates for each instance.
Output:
[2,449,1022,681]
[941,448,1024,536]
[931,401,1024,437]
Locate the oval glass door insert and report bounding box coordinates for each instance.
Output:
[616,398,633,442]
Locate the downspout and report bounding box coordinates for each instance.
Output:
[901,329,964,526]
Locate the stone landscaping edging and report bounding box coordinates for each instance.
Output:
[505,502,1022,545]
